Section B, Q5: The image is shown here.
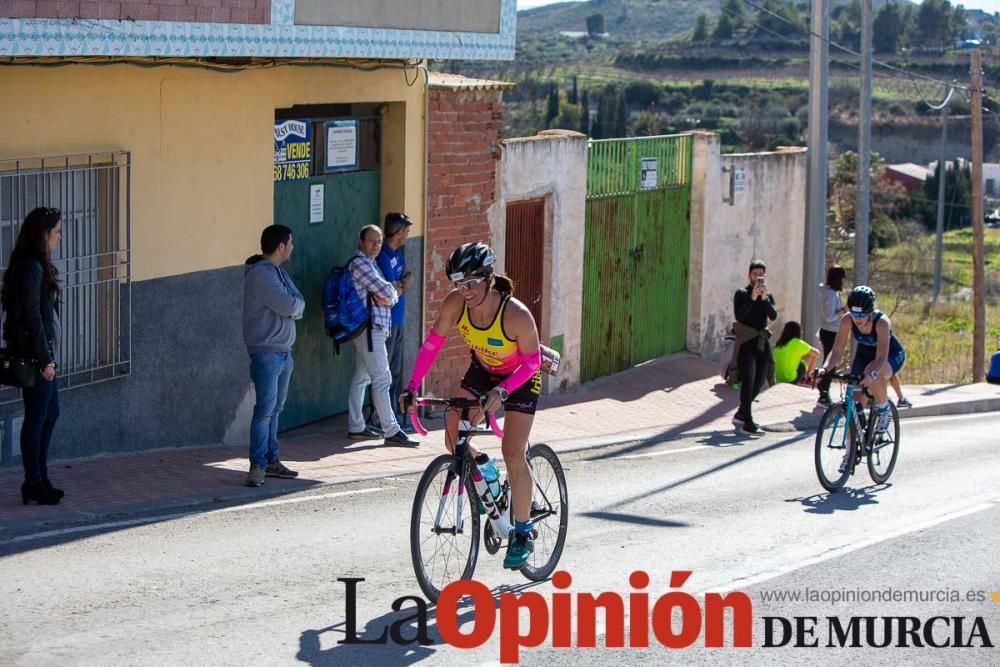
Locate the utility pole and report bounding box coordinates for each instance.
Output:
[803,0,830,342]
[933,96,950,302]
[855,0,872,286]
[970,49,986,382]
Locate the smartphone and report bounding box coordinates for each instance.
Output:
[756,276,766,287]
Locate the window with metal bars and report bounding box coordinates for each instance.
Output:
[0,152,131,404]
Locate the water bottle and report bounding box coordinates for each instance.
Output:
[477,457,502,499]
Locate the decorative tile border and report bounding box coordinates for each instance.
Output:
[0,0,515,60]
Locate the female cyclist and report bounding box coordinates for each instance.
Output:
[400,242,542,570]
[815,285,906,438]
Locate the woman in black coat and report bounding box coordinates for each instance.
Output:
[2,207,63,505]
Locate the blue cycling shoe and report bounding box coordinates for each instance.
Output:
[503,532,534,569]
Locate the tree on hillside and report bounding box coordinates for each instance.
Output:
[545,86,560,127]
[832,151,909,249]
[570,76,579,106]
[873,1,906,53]
[586,12,605,37]
[917,0,963,47]
[755,0,803,37]
[722,0,745,29]
[596,87,627,139]
[692,14,709,42]
[579,89,591,135]
[714,13,735,40]
[920,161,972,231]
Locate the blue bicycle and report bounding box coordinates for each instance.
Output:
[814,372,901,491]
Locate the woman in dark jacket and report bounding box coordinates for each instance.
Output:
[2,207,63,505]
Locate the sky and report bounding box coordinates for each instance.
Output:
[515,0,1000,14]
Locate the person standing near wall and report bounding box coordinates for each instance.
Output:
[732,259,777,434]
[375,212,415,433]
[2,207,64,505]
[817,265,847,406]
[348,225,420,447]
[243,224,305,487]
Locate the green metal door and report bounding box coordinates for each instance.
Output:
[273,170,380,429]
[581,135,692,383]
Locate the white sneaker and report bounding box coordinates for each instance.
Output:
[875,407,892,434]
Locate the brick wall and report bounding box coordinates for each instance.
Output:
[424,86,503,397]
[2,0,270,23]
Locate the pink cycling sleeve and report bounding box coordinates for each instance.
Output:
[498,349,542,394]
[405,330,447,391]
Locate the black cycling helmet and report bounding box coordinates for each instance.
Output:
[847,285,876,314]
[446,242,496,281]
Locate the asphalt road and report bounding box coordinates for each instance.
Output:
[1,412,998,666]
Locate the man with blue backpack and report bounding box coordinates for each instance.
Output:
[344,225,420,446]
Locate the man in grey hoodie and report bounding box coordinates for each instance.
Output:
[243,224,305,487]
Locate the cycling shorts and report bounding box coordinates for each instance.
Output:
[851,343,905,378]
[460,353,541,415]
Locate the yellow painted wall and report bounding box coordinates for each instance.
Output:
[0,63,425,281]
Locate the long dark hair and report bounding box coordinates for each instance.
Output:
[2,207,61,310]
[775,320,803,348]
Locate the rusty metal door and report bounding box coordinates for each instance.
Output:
[505,199,545,331]
[581,135,692,383]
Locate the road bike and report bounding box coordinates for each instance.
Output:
[814,372,901,491]
[408,397,569,603]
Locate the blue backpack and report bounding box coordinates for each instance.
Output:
[323,256,372,354]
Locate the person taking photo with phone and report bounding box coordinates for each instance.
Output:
[731,259,777,434]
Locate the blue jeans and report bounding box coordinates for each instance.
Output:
[21,377,59,483]
[249,351,294,467]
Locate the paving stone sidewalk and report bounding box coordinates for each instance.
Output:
[1,353,997,534]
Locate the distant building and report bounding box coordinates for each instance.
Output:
[884,163,932,192]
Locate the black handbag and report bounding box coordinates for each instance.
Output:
[0,350,36,388]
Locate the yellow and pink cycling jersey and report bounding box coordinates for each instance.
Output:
[456,294,520,374]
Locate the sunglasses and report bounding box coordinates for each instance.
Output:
[453,276,486,291]
[849,310,870,319]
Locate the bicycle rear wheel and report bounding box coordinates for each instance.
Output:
[410,454,480,603]
[815,404,855,492]
[520,443,569,581]
[867,401,900,484]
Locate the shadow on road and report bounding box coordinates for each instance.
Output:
[296,581,546,665]
[579,511,689,528]
[789,483,892,515]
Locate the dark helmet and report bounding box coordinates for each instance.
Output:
[446,242,496,281]
[847,285,876,314]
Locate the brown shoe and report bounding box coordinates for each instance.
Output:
[246,464,266,487]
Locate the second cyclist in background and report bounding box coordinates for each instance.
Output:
[814,285,906,436]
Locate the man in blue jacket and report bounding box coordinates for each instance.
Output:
[242,224,305,487]
[375,212,414,432]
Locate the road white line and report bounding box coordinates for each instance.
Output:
[694,494,1000,596]
[2,486,387,545]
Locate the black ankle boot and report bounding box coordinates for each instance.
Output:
[42,479,65,499]
[21,481,60,505]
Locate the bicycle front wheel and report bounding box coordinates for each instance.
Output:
[815,404,855,492]
[521,443,569,581]
[867,401,900,484]
[410,454,480,603]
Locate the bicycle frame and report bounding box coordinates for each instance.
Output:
[825,375,873,462]
[419,401,515,542]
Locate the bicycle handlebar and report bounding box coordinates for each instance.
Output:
[821,371,864,384]
[408,397,504,439]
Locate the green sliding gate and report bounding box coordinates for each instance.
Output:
[581,134,693,383]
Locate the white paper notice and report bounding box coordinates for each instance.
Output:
[310,184,324,224]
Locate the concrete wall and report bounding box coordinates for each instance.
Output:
[688,132,808,361]
[495,130,587,393]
